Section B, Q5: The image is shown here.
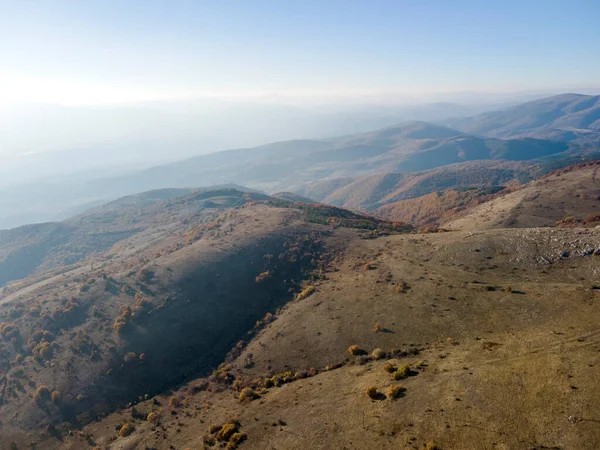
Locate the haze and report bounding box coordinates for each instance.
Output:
[0,0,599,227]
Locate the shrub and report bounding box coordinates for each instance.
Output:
[371,348,386,359]
[425,442,439,450]
[374,321,384,332]
[137,267,154,282]
[169,396,179,408]
[239,387,259,401]
[364,263,374,270]
[0,323,20,342]
[226,432,247,449]
[383,361,396,373]
[32,341,54,361]
[297,285,315,300]
[503,285,512,292]
[119,423,134,437]
[348,345,362,356]
[393,365,410,380]
[113,305,133,335]
[51,390,62,404]
[387,384,405,399]
[216,423,238,441]
[203,434,217,446]
[34,385,51,403]
[395,281,410,294]
[255,271,272,284]
[147,412,158,422]
[365,386,379,399]
[123,352,137,363]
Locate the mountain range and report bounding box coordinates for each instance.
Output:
[446,93,600,142]
[4,93,600,230]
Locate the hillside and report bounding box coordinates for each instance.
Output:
[375,186,505,227]
[0,187,265,288]
[2,180,600,449]
[313,160,529,211]
[445,161,600,231]
[447,93,600,142]
[0,188,412,447]
[43,225,600,450]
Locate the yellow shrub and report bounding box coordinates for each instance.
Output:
[119,423,134,437]
[34,385,51,403]
[255,271,272,284]
[393,365,410,380]
[239,387,259,401]
[297,285,315,300]
[383,361,396,373]
[348,345,362,356]
[387,384,405,399]
[365,386,379,399]
[216,423,237,441]
[51,390,62,404]
[371,348,386,359]
[226,432,247,449]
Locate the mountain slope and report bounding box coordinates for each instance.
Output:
[0,188,413,446]
[447,93,600,141]
[375,186,505,227]
[445,160,600,230]
[0,187,265,288]
[314,160,533,211]
[56,225,600,450]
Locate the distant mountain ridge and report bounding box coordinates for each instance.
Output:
[446,93,600,142]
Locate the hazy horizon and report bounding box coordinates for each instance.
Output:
[1,1,599,106]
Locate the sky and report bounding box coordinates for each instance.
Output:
[0,0,599,105]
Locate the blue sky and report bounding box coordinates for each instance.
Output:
[0,0,598,104]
